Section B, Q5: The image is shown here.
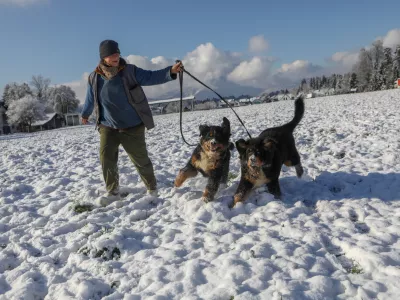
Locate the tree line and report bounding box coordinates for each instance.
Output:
[297,41,400,94]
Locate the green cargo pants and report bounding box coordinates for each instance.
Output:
[99,124,157,192]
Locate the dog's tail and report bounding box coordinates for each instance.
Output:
[286,95,304,132]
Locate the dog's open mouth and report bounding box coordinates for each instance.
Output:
[209,143,223,152]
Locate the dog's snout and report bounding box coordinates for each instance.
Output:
[249,155,256,162]
[211,140,216,145]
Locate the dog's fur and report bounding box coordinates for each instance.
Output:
[174,117,234,202]
[233,96,305,206]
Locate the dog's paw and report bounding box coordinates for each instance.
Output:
[295,164,304,178]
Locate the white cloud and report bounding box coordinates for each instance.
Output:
[259,60,324,92]
[183,42,240,82]
[278,60,309,73]
[331,51,359,65]
[382,28,400,49]
[249,35,269,53]
[274,60,322,82]
[125,55,174,71]
[227,57,274,88]
[329,51,360,73]
[0,0,47,6]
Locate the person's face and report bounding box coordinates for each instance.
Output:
[103,53,120,67]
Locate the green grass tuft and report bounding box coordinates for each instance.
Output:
[348,261,363,274]
[74,204,94,214]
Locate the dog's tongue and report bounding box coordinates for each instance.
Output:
[211,144,218,151]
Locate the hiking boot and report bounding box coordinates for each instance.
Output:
[97,189,120,207]
[147,189,159,197]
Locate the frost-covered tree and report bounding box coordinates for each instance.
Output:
[321,75,328,88]
[369,67,385,91]
[349,73,358,89]
[47,85,80,114]
[330,74,337,89]
[353,48,373,92]
[311,77,316,90]
[6,95,46,132]
[341,73,351,93]
[370,40,385,69]
[315,77,321,90]
[31,75,51,104]
[2,82,32,108]
[367,40,385,91]
[335,74,343,93]
[380,47,394,89]
[393,45,400,82]
[299,78,309,93]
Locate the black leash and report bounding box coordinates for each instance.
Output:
[178,66,198,147]
[176,60,252,147]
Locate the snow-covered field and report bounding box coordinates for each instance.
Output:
[1,89,400,300]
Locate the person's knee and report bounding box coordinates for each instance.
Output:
[136,158,153,169]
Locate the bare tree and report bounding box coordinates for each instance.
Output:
[30,75,51,103]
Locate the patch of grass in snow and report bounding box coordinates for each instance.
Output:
[73,204,94,214]
[79,246,121,261]
[334,151,346,159]
[100,226,114,234]
[348,261,364,274]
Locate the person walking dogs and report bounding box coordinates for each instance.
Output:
[81,40,182,205]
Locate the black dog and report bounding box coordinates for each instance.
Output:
[233,96,305,206]
[174,117,234,202]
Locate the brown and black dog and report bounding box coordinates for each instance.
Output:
[232,96,305,207]
[174,117,234,202]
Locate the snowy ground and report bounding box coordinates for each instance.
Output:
[1,89,400,300]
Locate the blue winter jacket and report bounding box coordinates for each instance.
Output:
[81,64,176,129]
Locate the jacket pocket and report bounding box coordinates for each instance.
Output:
[128,84,146,104]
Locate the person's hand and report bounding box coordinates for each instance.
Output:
[81,118,88,125]
[171,61,183,74]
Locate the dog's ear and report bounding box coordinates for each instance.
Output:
[263,138,277,151]
[199,125,210,136]
[221,117,231,135]
[235,139,248,154]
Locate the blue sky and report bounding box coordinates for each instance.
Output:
[1,0,400,99]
